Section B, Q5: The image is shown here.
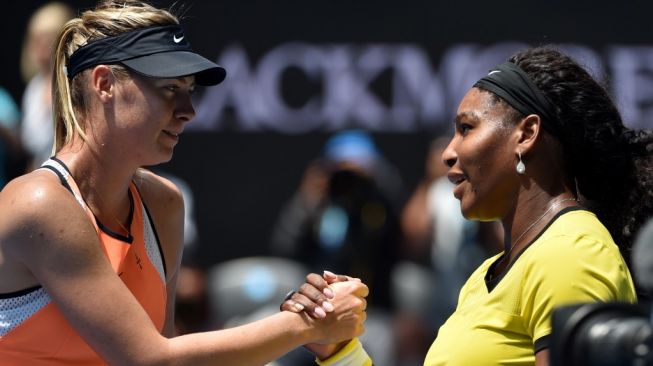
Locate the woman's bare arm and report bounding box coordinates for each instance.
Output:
[0,174,367,366]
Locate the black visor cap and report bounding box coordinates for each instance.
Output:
[67,25,226,86]
[121,50,226,86]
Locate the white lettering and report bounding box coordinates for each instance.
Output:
[190,42,651,132]
[609,46,653,129]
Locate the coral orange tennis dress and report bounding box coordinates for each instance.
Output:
[0,158,167,365]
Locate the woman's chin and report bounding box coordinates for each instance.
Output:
[460,202,490,221]
[459,202,474,220]
[142,153,173,167]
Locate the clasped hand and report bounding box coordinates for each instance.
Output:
[281,271,369,359]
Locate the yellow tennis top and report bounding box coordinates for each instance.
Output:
[424,207,636,366]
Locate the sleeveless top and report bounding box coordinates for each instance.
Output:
[0,158,167,365]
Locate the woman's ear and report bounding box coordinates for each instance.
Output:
[90,65,115,103]
[515,114,542,155]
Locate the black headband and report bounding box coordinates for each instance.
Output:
[474,62,561,138]
[66,25,225,86]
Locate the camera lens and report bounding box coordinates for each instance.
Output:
[575,314,651,365]
[551,302,652,366]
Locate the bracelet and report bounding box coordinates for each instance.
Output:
[284,290,296,301]
[315,338,373,366]
[279,290,296,311]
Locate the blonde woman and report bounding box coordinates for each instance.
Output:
[20,2,74,168]
[0,1,369,365]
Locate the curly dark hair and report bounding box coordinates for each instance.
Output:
[508,46,653,275]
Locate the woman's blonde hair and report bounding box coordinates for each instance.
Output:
[52,0,179,153]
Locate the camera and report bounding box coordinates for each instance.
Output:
[550,218,653,366]
[550,302,652,365]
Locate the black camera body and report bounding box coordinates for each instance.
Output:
[550,301,652,366]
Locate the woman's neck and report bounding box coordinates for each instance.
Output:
[501,188,578,260]
[55,142,137,233]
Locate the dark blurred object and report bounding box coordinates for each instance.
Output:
[0,126,30,188]
[633,216,653,300]
[550,302,651,366]
[174,265,210,335]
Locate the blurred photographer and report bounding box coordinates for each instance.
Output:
[270,130,402,311]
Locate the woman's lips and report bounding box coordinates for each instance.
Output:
[447,172,467,199]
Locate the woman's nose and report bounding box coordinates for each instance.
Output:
[175,94,196,123]
[442,138,457,168]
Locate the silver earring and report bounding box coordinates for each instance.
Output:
[516,152,526,175]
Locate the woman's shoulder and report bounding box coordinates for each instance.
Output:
[133,168,184,210]
[539,208,613,248]
[0,169,74,213]
[0,170,97,253]
[528,208,623,265]
[522,208,636,303]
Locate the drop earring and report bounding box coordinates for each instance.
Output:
[516,151,526,175]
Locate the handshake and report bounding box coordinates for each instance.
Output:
[280,271,372,363]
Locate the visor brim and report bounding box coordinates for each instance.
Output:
[121,51,226,86]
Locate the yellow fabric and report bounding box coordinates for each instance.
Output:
[316,338,373,366]
[424,208,636,366]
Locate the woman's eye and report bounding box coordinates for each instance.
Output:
[459,123,472,134]
[165,85,194,95]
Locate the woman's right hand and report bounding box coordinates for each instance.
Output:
[282,271,356,318]
[281,271,368,359]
